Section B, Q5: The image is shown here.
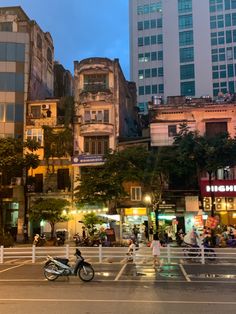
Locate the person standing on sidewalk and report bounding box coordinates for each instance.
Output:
[150,233,161,268]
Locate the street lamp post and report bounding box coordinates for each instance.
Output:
[144,194,159,234]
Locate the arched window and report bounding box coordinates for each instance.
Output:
[47,47,52,64]
[36,34,42,49]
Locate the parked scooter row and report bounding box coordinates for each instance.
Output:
[33,233,65,246]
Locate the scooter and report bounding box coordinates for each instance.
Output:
[43,248,94,282]
[33,234,46,246]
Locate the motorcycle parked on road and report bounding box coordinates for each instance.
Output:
[43,248,94,282]
[33,234,46,246]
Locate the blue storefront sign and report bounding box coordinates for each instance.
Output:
[72,155,104,166]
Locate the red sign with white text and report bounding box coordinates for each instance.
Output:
[205,217,218,229]
[200,179,236,197]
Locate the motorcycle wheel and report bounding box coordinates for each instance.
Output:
[44,262,59,281]
[77,264,94,282]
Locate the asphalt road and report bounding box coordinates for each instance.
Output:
[1,261,236,313]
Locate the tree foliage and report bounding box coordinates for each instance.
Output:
[82,212,104,236]
[43,126,73,172]
[173,122,236,216]
[0,138,40,233]
[29,197,70,238]
[74,146,168,210]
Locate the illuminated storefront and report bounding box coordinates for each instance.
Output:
[201,179,236,225]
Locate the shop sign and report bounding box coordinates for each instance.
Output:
[205,216,218,229]
[72,155,104,166]
[201,179,236,197]
[124,208,147,216]
[194,215,203,228]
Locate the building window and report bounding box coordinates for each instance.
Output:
[131,186,142,201]
[145,69,151,78]
[0,43,25,62]
[37,34,42,49]
[152,68,157,77]
[138,37,143,47]
[180,64,195,80]
[159,84,164,93]
[47,48,52,64]
[179,31,193,46]
[145,85,151,94]
[84,136,109,155]
[144,20,150,29]
[178,0,192,13]
[205,122,227,137]
[151,51,157,61]
[151,35,156,45]
[31,105,41,118]
[138,70,144,79]
[180,47,194,63]
[83,74,108,92]
[137,21,143,30]
[26,129,43,146]
[168,125,177,137]
[181,81,195,96]
[144,36,150,45]
[84,109,109,123]
[139,86,144,95]
[0,73,24,92]
[152,84,158,93]
[57,168,70,191]
[179,14,193,29]
[0,22,12,32]
[158,67,163,77]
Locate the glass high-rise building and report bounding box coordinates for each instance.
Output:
[130,0,236,112]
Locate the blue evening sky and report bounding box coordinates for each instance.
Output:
[1,0,130,79]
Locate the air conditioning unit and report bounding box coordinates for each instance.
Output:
[42,104,50,110]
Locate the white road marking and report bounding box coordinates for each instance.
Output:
[0,263,25,273]
[0,298,235,305]
[114,263,127,281]
[179,264,191,282]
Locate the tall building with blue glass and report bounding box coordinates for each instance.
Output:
[0,6,54,138]
[130,0,236,112]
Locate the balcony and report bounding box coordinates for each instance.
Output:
[26,116,57,127]
[80,123,114,135]
[79,89,113,103]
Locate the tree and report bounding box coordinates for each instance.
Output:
[82,212,104,236]
[0,138,40,234]
[74,146,151,208]
[29,198,70,239]
[43,125,73,172]
[74,146,170,231]
[173,123,236,216]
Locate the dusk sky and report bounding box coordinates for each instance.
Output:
[1,0,130,79]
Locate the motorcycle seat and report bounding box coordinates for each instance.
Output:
[55,258,69,265]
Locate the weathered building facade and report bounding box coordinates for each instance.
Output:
[150,97,236,231]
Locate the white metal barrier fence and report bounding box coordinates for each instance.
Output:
[1,244,236,264]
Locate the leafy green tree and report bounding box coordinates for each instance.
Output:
[173,123,236,216]
[0,138,40,233]
[29,198,70,239]
[74,146,170,231]
[43,126,73,172]
[82,212,104,236]
[74,147,151,208]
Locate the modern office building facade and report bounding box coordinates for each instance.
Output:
[129,0,236,113]
[0,6,54,138]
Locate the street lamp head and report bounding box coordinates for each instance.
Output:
[144,194,151,204]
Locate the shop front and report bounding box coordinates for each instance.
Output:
[200,179,236,226]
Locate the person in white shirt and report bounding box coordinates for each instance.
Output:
[150,234,161,268]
